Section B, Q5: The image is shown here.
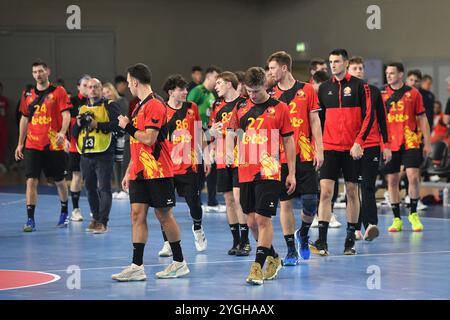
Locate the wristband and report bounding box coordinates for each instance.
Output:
[124,123,138,138]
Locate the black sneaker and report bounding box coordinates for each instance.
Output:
[309,240,329,256]
[344,234,356,255]
[228,244,239,255]
[236,241,251,256]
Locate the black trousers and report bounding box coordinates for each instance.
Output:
[357,146,380,230]
[198,163,218,206]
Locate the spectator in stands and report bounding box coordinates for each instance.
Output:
[187,66,203,93]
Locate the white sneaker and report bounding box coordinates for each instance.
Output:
[112,263,147,281]
[158,241,173,257]
[204,204,226,212]
[155,260,190,279]
[70,208,83,221]
[329,214,342,228]
[355,230,363,241]
[192,226,207,252]
[112,192,119,199]
[430,175,440,182]
[311,215,319,228]
[364,224,379,241]
[116,191,129,200]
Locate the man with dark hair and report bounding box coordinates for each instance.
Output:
[309,59,328,84]
[0,81,9,173]
[187,65,225,213]
[406,70,422,88]
[187,66,203,93]
[383,62,431,233]
[227,66,296,285]
[210,71,250,256]
[267,51,324,266]
[419,74,435,130]
[67,74,91,222]
[313,49,374,256]
[234,71,247,97]
[157,74,210,257]
[348,56,390,241]
[114,75,128,97]
[72,78,120,234]
[112,63,189,281]
[15,59,72,232]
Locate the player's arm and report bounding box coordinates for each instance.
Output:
[122,160,132,191]
[419,113,431,157]
[15,115,28,161]
[282,135,296,195]
[309,111,324,169]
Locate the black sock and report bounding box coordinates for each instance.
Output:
[239,224,249,242]
[269,245,279,258]
[27,205,35,220]
[61,201,68,214]
[318,221,329,244]
[410,198,419,214]
[193,219,202,231]
[229,223,240,247]
[284,234,295,251]
[132,243,145,266]
[347,223,357,237]
[255,246,270,268]
[71,191,80,209]
[169,240,183,262]
[160,225,168,242]
[300,221,312,237]
[392,203,401,219]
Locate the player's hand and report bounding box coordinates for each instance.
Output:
[314,150,324,170]
[204,163,211,177]
[350,142,363,160]
[15,144,24,161]
[88,120,98,130]
[210,122,223,137]
[56,132,66,146]
[383,148,392,164]
[118,115,130,129]
[122,173,130,192]
[423,143,432,158]
[285,173,296,195]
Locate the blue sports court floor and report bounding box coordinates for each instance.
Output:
[0,187,449,300]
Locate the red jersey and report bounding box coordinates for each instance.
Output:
[270,81,320,163]
[166,101,201,175]
[208,96,246,169]
[381,85,425,151]
[129,94,173,180]
[69,93,88,153]
[229,97,293,183]
[19,85,71,151]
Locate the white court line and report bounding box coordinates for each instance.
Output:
[41,250,450,274]
[0,270,60,291]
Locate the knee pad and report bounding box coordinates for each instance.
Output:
[301,194,318,217]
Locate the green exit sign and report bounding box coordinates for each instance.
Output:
[296,42,306,53]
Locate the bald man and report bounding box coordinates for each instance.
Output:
[72,78,121,233]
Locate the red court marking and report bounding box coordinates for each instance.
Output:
[0,270,60,291]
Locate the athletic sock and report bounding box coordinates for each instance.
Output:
[239,224,249,242]
[193,219,202,231]
[300,221,312,237]
[169,240,183,262]
[269,245,279,258]
[410,198,419,214]
[318,221,329,244]
[132,243,145,266]
[229,223,240,247]
[27,205,35,220]
[61,201,68,214]
[391,203,401,219]
[284,234,295,251]
[347,223,357,236]
[71,191,80,209]
[160,225,168,242]
[255,246,270,268]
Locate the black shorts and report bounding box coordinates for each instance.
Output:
[174,173,199,198]
[320,150,359,183]
[383,147,422,174]
[129,178,176,208]
[217,167,240,193]
[280,161,319,201]
[68,152,81,172]
[240,180,281,217]
[25,148,67,181]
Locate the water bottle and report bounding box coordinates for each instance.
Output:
[444,188,449,207]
